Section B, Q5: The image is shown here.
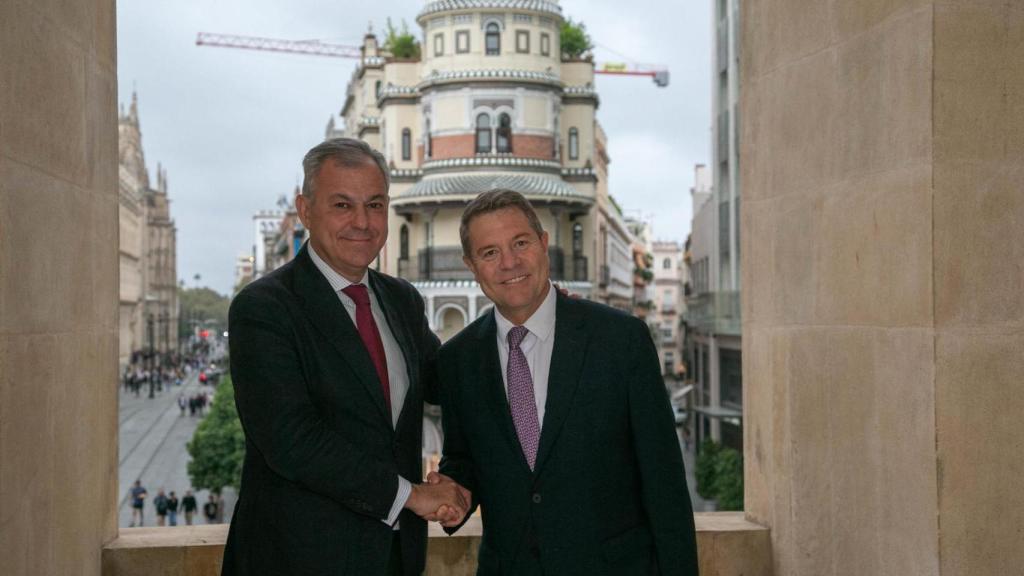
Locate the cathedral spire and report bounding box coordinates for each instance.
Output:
[129,90,139,126]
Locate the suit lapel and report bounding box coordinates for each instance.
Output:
[369,270,416,431]
[293,247,392,427]
[534,293,587,474]
[476,311,534,475]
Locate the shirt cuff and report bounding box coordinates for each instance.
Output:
[384,476,412,526]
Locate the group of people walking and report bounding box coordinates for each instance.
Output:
[177,391,210,416]
[127,480,221,527]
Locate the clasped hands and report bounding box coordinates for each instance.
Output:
[405,472,471,528]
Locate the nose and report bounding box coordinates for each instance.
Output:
[498,246,519,270]
[352,205,369,229]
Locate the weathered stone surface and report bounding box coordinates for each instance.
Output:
[0,3,119,576]
[936,331,1024,576]
[101,515,771,576]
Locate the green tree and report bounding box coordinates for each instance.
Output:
[695,439,722,499]
[383,18,421,60]
[712,447,744,511]
[187,376,245,494]
[178,286,230,341]
[560,18,593,59]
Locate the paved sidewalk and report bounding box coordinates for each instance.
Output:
[117,373,236,527]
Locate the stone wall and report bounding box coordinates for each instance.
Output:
[0,1,120,575]
[102,514,771,576]
[741,2,1024,575]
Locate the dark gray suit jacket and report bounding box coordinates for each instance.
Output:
[222,245,440,576]
[440,293,699,576]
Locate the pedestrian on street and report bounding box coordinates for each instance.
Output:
[167,491,180,526]
[177,394,186,416]
[182,490,197,525]
[203,494,218,524]
[129,480,147,527]
[154,488,169,526]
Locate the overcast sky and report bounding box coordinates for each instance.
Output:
[117,0,711,295]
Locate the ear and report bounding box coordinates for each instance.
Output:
[295,193,311,228]
[539,230,549,251]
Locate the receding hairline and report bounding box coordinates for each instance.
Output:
[301,138,390,200]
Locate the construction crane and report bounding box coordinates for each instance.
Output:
[196,32,670,87]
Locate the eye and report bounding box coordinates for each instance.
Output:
[514,239,530,249]
[481,248,499,260]
[367,201,385,210]
[333,202,350,209]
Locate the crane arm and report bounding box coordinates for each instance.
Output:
[195,32,362,59]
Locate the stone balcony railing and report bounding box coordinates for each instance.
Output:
[102,513,771,576]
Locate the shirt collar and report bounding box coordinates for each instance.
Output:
[307,242,368,292]
[495,283,557,345]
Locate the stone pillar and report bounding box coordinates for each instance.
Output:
[0,1,119,575]
[741,2,1024,575]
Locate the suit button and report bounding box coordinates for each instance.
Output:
[532,493,542,504]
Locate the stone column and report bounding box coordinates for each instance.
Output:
[0,1,119,575]
[742,2,1024,576]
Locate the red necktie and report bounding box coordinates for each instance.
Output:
[341,284,391,415]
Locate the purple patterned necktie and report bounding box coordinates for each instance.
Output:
[507,325,540,470]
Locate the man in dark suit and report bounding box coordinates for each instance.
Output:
[437,189,699,575]
[223,138,468,576]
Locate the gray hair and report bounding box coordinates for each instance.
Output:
[301,138,390,200]
[460,189,545,257]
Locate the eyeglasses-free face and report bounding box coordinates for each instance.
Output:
[463,207,550,326]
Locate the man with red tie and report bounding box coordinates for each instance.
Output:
[223,138,469,576]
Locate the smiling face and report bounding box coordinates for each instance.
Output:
[463,207,550,325]
[296,160,389,282]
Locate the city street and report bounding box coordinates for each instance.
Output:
[117,371,236,527]
[680,429,715,513]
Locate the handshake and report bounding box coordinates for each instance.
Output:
[404,472,472,528]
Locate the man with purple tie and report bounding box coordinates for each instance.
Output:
[223,138,468,576]
[437,190,699,575]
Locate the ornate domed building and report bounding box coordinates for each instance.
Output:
[337,0,633,340]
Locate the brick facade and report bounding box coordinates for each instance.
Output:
[511,134,556,160]
[429,133,555,160]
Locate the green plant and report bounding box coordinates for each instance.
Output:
[712,448,744,511]
[695,439,722,500]
[560,18,593,59]
[178,286,230,340]
[383,18,421,60]
[187,376,245,494]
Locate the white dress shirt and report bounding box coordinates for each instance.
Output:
[308,245,410,527]
[494,283,557,430]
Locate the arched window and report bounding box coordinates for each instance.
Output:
[568,127,579,160]
[663,257,672,270]
[476,113,492,154]
[496,113,512,153]
[401,128,411,161]
[572,222,583,257]
[485,22,501,55]
[400,224,409,259]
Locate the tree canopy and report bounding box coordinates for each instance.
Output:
[384,18,421,60]
[186,376,245,494]
[178,286,230,340]
[560,18,593,59]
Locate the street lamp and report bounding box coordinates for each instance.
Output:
[146,314,155,398]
